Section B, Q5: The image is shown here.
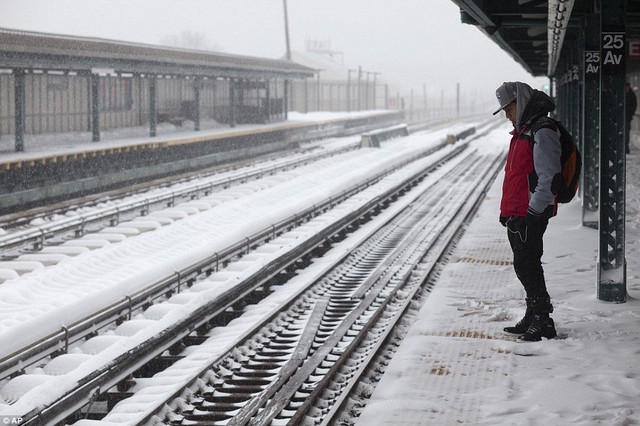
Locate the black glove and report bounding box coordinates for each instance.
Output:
[499,215,508,227]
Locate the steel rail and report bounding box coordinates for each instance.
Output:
[0,141,361,255]
[316,152,505,426]
[1,140,412,382]
[259,151,500,425]
[13,137,470,425]
[101,134,500,426]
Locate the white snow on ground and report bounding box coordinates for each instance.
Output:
[80,140,491,426]
[0,110,389,162]
[357,129,640,425]
[0,124,469,354]
[2,117,639,425]
[0,118,479,417]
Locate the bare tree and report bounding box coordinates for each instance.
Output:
[160,31,225,52]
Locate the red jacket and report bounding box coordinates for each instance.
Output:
[501,127,533,217]
[500,89,560,218]
[501,126,559,218]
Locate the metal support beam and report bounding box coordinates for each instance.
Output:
[570,44,582,142]
[13,68,25,152]
[284,79,289,120]
[316,73,321,111]
[598,0,626,302]
[347,69,352,112]
[91,73,100,142]
[548,0,576,75]
[193,78,201,131]
[229,78,236,128]
[373,74,378,110]
[304,78,308,114]
[357,66,362,111]
[385,84,389,110]
[149,75,157,137]
[582,14,601,228]
[265,81,271,122]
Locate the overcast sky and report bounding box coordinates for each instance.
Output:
[0,0,547,106]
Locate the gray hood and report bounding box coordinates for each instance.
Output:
[494,81,555,132]
[513,82,533,132]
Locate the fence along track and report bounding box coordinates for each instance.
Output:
[97,148,503,426]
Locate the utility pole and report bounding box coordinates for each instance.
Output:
[283,0,291,119]
[283,0,291,60]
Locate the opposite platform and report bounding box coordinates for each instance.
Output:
[0,111,402,214]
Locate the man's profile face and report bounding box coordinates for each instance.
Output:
[504,101,517,126]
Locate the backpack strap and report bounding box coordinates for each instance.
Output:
[529,116,558,134]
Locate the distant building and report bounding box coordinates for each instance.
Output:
[286,40,386,112]
[289,40,349,81]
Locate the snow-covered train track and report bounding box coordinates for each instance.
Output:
[0,121,501,424]
[72,139,502,426]
[0,131,458,385]
[0,136,361,258]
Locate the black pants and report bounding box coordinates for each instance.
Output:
[507,215,550,302]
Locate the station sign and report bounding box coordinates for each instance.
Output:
[585,50,600,79]
[601,32,625,76]
[629,40,640,59]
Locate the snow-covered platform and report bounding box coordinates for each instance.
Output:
[358,141,640,425]
[0,111,403,214]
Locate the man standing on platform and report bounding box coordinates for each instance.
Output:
[493,81,561,341]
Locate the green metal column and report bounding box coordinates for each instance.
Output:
[13,68,25,152]
[91,73,100,142]
[574,36,585,205]
[149,75,157,137]
[570,60,581,147]
[598,0,626,302]
[555,60,568,123]
[582,14,601,228]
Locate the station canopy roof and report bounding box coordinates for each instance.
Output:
[0,27,315,79]
[450,0,640,77]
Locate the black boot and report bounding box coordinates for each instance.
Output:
[504,298,532,334]
[519,313,557,341]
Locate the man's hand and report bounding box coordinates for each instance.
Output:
[525,208,543,227]
[506,216,526,230]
